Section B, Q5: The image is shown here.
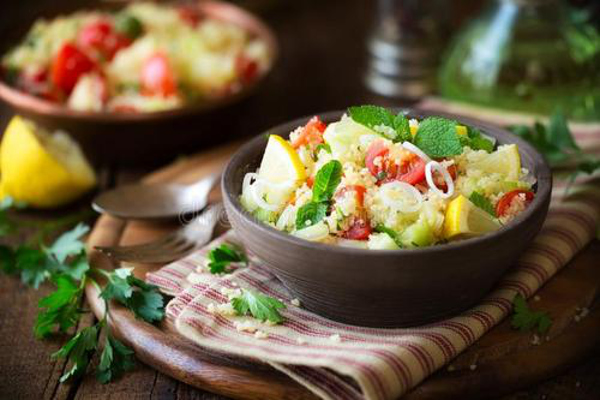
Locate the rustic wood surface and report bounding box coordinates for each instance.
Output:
[1,0,599,399]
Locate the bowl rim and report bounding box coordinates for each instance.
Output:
[222,108,553,256]
[0,0,278,126]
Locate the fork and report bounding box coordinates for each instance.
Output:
[95,202,224,263]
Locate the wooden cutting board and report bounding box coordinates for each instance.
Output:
[85,141,600,400]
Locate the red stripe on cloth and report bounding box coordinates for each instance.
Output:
[183,312,391,399]
[540,226,581,253]
[548,208,597,237]
[501,279,533,297]
[438,321,474,346]
[484,297,513,315]
[527,243,566,268]
[286,365,364,400]
[516,263,547,286]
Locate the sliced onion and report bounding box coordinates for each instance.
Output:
[401,142,432,163]
[242,172,258,194]
[425,161,454,199]
[276,205,295,230]
[294,221,329,242]
[380,181,423,213]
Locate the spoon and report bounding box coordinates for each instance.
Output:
[92,172,221,220]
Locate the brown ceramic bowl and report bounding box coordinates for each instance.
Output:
[0,0,277,165]
[222,110,552,328]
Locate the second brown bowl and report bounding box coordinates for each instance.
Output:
[222,110,552,328]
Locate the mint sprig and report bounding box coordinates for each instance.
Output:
[348,105,411,143]
[414,117,463,158]
[469,192,496,217]
[295,160,342,230]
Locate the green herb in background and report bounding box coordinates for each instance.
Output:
[348,105,412,143]
[0,200,165,384]
[469,192,496,217]
[206,243,248,274]
[231,289,286,324]
[511,294,552,334]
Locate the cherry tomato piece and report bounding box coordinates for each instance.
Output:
[496,189,535,217]
[51,43,96,94]
[235,54,259,85]
[178,5,204,27]
[141,53,177,97]
[342,218,372,241]
[335,185,366,208]
[78,20,131,61]
[291,116,327,149]
[365,140,389,177]
[395,157,426,186]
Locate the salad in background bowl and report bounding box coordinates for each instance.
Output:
[222,107,552,327]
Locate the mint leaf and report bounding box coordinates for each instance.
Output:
[312,160,342,203]
[511,294,552,334]
[207,243,247,274]
[414,117,463,157]
[35,274,82,338]
[231,289,286,323]
[548,111,579,151]
[348,105,411,142]
[115,14,143,40]
[374,225,403,247]
[469,192,496,217]
[295,202,328,230]
[96,335,135,384]
[465,127,495,153]
[315,143,331,154]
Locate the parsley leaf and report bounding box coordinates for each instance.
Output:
[511,294,552,334]
[348,105,412,143]
[100,268,165,323]
[53,325,99,382]
[207,243,248,274]
[469,192,496,217]
[414,117,463,158]
[16,246,51,289]
[46,223,89,263]
[312,160,342,203]
[231,289,286,323]
[96,335,135,383]
[374,225,403,247]
[35,274,83,338]
[295,202,328,230]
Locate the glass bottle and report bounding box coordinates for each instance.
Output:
[439,0,600,122]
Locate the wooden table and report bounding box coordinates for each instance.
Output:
[0,0,598,399]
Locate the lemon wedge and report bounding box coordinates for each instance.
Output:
[256,135,306,206]
[471,144,521,181]
[456,125,468,136]
[0,116,97,208]
[443,195,501,239]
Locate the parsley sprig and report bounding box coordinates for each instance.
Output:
[206,243,248,274]
[511,294,552,334]
[0,201,165,384]
[231,289,286,324]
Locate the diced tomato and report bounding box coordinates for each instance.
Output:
[342,218,372,241]
[306,176,314,188]
[496,189,535,217]
[51,43,97,94]
[291,116,327,149]
[235,54,259,85]
[335,185,366,207]
[365,140,389,177]
[78,19,131,61]
[434,163,457,192]
[395,157,426,186]
[141,53,177,97]
[177,5,204,27]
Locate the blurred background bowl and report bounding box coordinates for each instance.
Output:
[0,0,278,165]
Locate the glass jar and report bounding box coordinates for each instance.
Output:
[439,0,600,121]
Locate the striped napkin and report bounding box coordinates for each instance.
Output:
[147,136,600,400]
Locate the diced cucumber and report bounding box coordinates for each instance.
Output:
[401,220,435,248]
[368,233,400,250]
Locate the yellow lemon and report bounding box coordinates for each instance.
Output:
[0,116,97,208]
[443,195,501,239]
[472,144,521,181]
[456,125,468,136]
[256,135,306,206]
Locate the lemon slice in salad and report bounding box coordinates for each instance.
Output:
[443,195,501,239]
[472,144,521,180]
[256,135,306,206]
[0,116,96,208]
